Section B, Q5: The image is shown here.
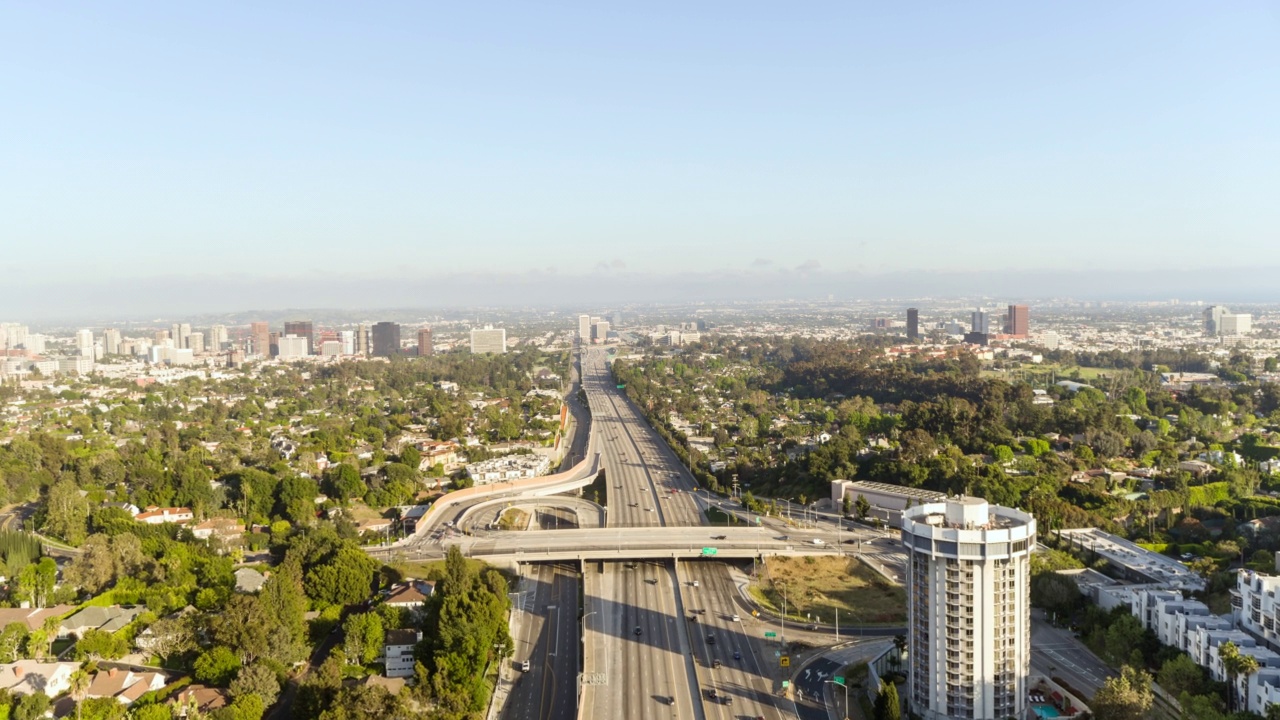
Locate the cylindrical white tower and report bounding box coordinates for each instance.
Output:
[901,496,1036,720]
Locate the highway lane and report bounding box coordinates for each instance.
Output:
[581,349,706,529]
[503,562,580,720]
[682,559,787,720]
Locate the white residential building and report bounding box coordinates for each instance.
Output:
[465,454,551,484]
[578,314,591,341]
[383,629,423,678]
[902,497,1035,720]
[76,329,95,357]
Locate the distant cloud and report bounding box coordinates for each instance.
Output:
[611,259,627,270]
[795,259,822,273]
[751,258,774,268]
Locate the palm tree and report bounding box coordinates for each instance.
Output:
[69,667,90,720]
[1220,641,1260,713]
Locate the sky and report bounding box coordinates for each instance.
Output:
[3,3,1279,314]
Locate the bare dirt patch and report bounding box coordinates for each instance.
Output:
[750,555,905,625]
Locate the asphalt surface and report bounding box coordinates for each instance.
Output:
[503,562,581,720]
[1030,611,1116,700]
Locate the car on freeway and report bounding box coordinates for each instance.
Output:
[733,650,741,660]
[645,508,653,512]
[634,626,642,635]
[521,660,531,672]
[731,614,740,622]
[706,634,715,645]
[692,580,699,587]
[711,535,727,540]
[712,658,721,668]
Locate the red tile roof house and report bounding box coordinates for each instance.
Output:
[135,506,194,525]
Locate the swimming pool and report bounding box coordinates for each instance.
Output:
[1033,703,1061,718]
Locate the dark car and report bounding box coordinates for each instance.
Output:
[634,626,642,635]
[712,658,721,668]
[712,535,727,540]
[706,634,715,645]
[733,650,741,660]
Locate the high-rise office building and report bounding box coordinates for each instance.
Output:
[356,323,371,356]
[578,314,592,341]
[277,335,310,359]
[0,323,28,350]
[76,329,95,357]
[592,321,610,343]
[1005,305,1029,338]
[971,309,990,335]
[470,326,507,354]
[1204,306,1227,335]
[906,308,920,342]
[371,322,401,357]
[103,328,122,356]
[250,322,271,357]
[1220,313,1252,335]
[339,331,355,356]
[268,332,280,357]
[209,325,228,351]
[903,497,1035,720]
[188,332,204,355]
[284,321,314,353]
[417,327,433,357]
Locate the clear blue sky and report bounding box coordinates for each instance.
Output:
[3,3,1278,294]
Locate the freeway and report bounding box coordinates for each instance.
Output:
[503,562,581,720]
[682,560,786,720]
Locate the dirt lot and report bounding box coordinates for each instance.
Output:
[497,507,529,531]
[750,555,906,625]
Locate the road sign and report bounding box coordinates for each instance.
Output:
[701,547,718,556]
[780,656,790,667]
[834,676,845,686]
[781,681,789,688]
[764,631,777,638]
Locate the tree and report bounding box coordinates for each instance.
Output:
[43,476,89,545]
[399,445,420,471]
[873,680,900,720]
[12,692,49,720]
[194,646,243,686]
[256,560,308,665]
[842,494,852,517]
[63,534,116,594]
[992,445,1014,463]
[1030,572,1082,617]
[855,494,871,521]
[342,612,385,665]
[70,667,91,720]
[1091,665,1153,720]
[304,545,378,607]
[17,558,57,609]
[74,628,127,661]
[230,663,280,708]
[142,614,196,664]
[1220,640,1260,713]
[1157,653,1203,698]
[325,464,366,505]
[0,622,28,663]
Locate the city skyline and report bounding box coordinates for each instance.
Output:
[3,3,1277,298]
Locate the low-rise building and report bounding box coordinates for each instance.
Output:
[465,454,550,484]
[385,580,435,610]
[191,518,245,541]
[234,568,268,594]
[86,668,167,704]
[135,506,194,525]
[60,605,147,639]
[0,661,80,696]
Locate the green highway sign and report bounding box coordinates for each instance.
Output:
[764,631,777,638]
[834,676,845,686]
[701,547,718,556]
[781,681,789,688]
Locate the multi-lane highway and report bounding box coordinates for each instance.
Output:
[503,562,581,720]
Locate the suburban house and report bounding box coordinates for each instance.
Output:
[385,580,435,610]
[135,506,194,525]
[59,605,147,639]
[0,660,79,696]
[190,518,246,541]
[170,684,229,715]
[383,629,423,678]
[86,668,167,704]
[0,606,76,632]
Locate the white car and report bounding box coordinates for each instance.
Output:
[811,538,825,545]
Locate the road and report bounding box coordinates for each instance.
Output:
[681,560,787,720]
[502,562,581,720]
[792,640,893,720]
[1030,612,1115,700]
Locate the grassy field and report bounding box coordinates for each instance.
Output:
[750,555,906,625]
[497,508,529,531]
